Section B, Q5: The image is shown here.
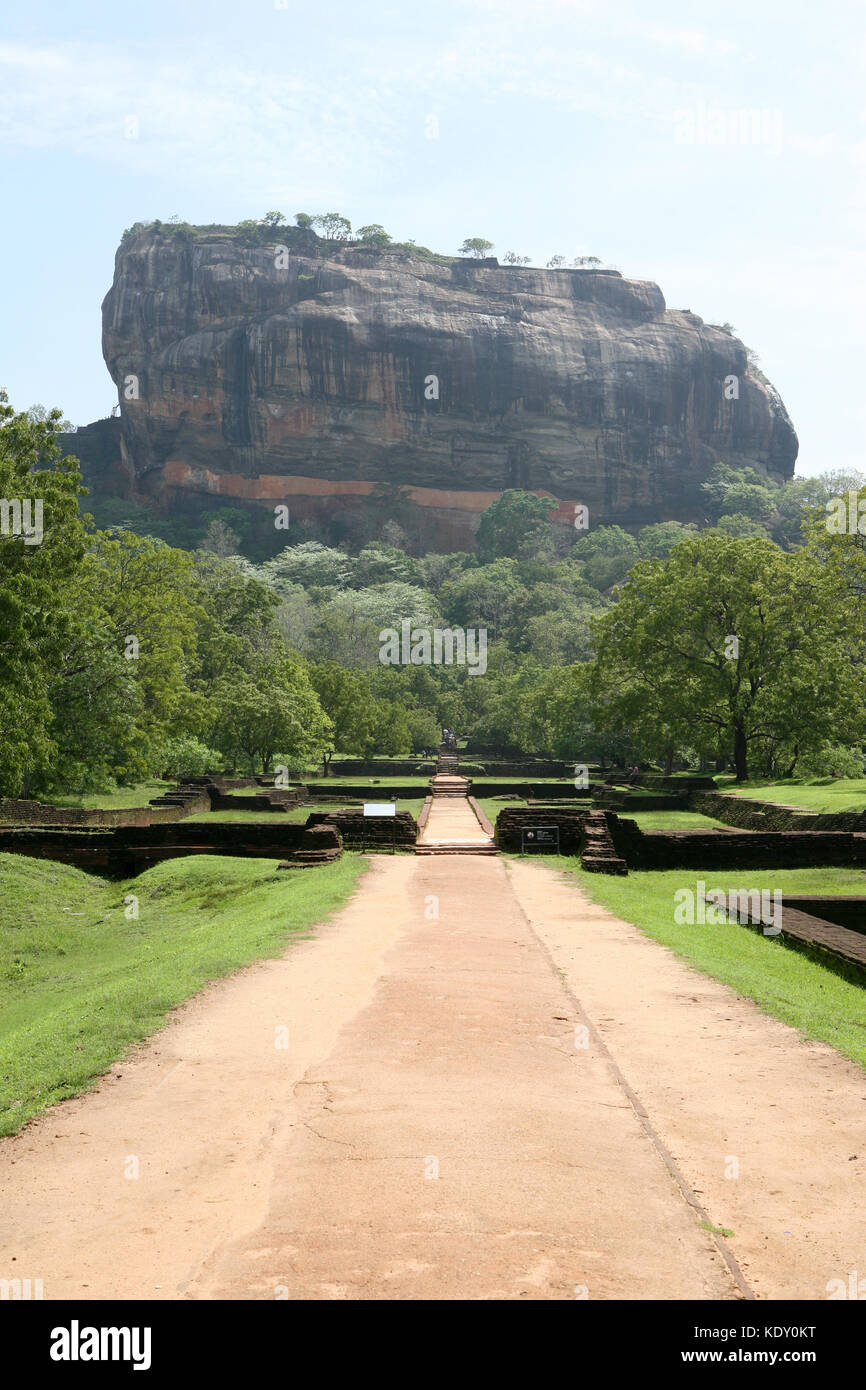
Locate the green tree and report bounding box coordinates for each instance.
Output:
[716,512,770,539]
[524,597,604,664]
[26,402,74,432]
[418,552,473,594]
[571,525,639,591]
[475,489,553,561]
[259,541,352,591]
[154,735,223,779]
[309,662,378,770]
[350,543,423,589]
[0,394,88,793]
[331,581,440,633]
[211,653,330,773]
[405,706,440,753]
[701,463,777,524]
[201,517,241,557]
[356,224,392,247]
[191,550,279,685]
[458,238,494,258]
[82,530,203,744]
[313,213,352,241]
[637,520,696,560]
[303,605,382,669]
[586,533,861,781]
[439,559,522,642]
[369,699,411,755]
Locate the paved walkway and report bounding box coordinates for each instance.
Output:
[416,792,494,849]
[2,855,865,1300]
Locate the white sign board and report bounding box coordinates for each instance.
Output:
[363,802,397,817]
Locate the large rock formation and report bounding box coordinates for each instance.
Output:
[73,224,798,548]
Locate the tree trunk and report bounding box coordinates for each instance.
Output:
[733,726,748,782]
[664,746,674,777]
[783,744,799,779]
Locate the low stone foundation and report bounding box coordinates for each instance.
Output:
[208,787,308,812]
[306,810,417,851]
[279,823,343,868]
[609,817,866,870]
[478,781,592,800]
[606,774,717,792]
[688,791,866,833]
[0,818,321,874]
[707,891,866,974]
[302,783,422,800]
[595,789,689,811]
[777,896,866,935]
[494,807,587,855]
[0,786,210,827]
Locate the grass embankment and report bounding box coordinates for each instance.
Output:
[553,860,866,1068]
[718,776,866,814]
[0,851,366,1136]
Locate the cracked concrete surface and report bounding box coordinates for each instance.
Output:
[1,855,863,1300]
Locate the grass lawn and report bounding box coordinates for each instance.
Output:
[718,776,866,814]
[49,781,173,809]
[626,810,733,830]
[551,860,866,1069]
[0,851,367,1136]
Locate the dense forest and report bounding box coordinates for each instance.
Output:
[3,392,866,797]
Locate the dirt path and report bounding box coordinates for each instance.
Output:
[1,854,864,1300]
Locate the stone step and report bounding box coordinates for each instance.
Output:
[414,846,499,856]
[582,860,628,875]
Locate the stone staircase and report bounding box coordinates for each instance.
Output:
[580,810,628,875]
[437,740,460,776]
[429,773,471,797]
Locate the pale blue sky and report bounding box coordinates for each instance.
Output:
[1,0,864,475]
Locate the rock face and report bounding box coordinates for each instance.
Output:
[82,225,797,546]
